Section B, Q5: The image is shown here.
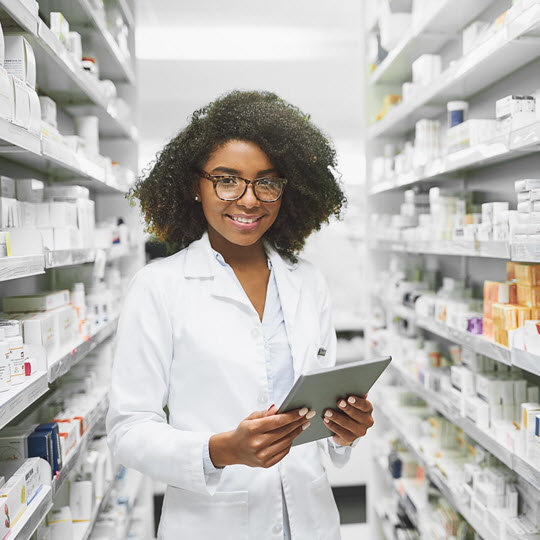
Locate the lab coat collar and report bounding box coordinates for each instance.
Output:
[184,232,302,325]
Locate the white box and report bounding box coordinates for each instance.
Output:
[496,95,535,119]
[16,178,43,203]
[57,421,78,460]
[39,228,53,250]
[412,54,441,86]
[27,88,40,135]
[49,201,77,228]
[0,67,13,122]
[38,96,56,128]
[49,305,76,345]
[10,75,30,129]
[4,35,36,89]
[66,31,82,63]
[20,202,36,227]
[50,13,70,46]
[516,179,540,192]
[12,311,55,349]
[0,475,25,527]
[69,480,93,521]
[53,227,71,250]
[0,458,42,505]
[36,202,50,227]
[462,21,490,56]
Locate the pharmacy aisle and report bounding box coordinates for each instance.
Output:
[0,0,153,539]
[366,0,540,538]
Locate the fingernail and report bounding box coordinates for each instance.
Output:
[324,410,333,418]
[339,400,346,408]
[306,410,316,420]
[348,397,356,404]
[302,422,311,430]
[267,403,275,411]
[299,407,308,416]
[324,418,330,423]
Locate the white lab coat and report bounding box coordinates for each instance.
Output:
[106,232,352,540]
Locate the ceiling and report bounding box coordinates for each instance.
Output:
[134,1,365,182]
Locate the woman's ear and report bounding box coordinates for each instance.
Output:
[191,177,201,202]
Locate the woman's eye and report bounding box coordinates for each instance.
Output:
[219,177,238,185]
[258,178,275,186]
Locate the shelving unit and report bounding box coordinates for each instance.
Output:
[366,1,540,537]
[0,1,145,536]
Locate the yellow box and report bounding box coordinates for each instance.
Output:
[494,326,509,347]
[517,284,540,307]
[515,263,540,286]
[507,261,517,281]
[483,317,494,340]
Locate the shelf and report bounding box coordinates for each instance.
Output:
[369,0,493,85]
[43,0,135,84]
[387,365,540,496]
[76,477,115,540]
[117,0,134,28]
[370,239,510,260]
[45,248,96,268]
[374,399,498,540]
[48,318,118,382]
[0,254,45,281]
[0,371,49,431]
[368,5,540,139]
[27,20,135,139]
[369,122,540,195]
[52,399,107,496]
[0,0,38,35]
[11,485,52,540]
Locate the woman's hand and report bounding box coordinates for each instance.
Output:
[209,405,315,468]
[323,395,374,447]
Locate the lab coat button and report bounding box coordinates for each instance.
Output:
[272,524,283,534]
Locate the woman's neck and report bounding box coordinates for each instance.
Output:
[208,227,267,269]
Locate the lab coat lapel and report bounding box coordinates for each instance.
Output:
[183,232,253,311]
[266,246,303,377]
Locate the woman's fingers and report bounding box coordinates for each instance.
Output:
[323,418,357,444]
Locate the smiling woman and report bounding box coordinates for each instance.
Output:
[107,90,373,540]
[130,90,346,261]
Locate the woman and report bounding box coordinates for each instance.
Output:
[106,91,374,540]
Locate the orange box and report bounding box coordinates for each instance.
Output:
[484,281,510,303]
[484,300,493,319]
[531,307,540,319]
[507,262,517,281]
[492,303,519,330]
[515,263,540,286]
[494,326,509,347]
[517,284,540,307]
[483,317,494,340]
[508,282,517,305]
[516,305,531,327]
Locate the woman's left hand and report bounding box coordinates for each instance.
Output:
[323,395,374,447]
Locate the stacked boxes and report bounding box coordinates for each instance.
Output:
[483,262,540,346]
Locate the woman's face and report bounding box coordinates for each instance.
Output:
[197,140,282,247]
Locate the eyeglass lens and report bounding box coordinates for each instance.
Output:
[216,177,283,201]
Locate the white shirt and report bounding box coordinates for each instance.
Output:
[107,232,353,539]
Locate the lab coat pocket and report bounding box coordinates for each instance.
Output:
[159,486,249,540]
[307,472,341,540]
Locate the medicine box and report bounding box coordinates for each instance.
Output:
[3,290,70,312]
[0,475,25,527]
[15,178,43,203]
[50,13,70,46]
[10,76,30,130]
[4,35,36,89]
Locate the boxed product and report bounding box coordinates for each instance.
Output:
[0,426,34,462]
[515,263,540,286]
[0,475,25,527]
[3,290,70,312]
[0,67,13,122]
[66,31,82,63]
[447,119,498,151]
[54,421,79,460]
[10,76,30,129]
[4,35,36,88]
[49,305,76,345]
[50,13,69,46]
[524,320,540,354]
[38,96,56,128]
[11,311,55,350]
[412,54,441,86]
[15,179,43,203]
[517,284,540,307]
[0,458,43,505]
[27,430,53,471]
[49,201,77,228]
[462,21,490,56]
[69,480,93,522]
[34,423,62,474]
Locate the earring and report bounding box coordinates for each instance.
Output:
[195,196,199,201]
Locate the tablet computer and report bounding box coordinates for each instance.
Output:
[277,356,391,446]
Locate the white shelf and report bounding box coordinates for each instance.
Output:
[371,239,510,260]
[0,371,49,431]
[48,319,118,382]
[117,0,134,28]
[44,0,135,84]
[11,485,52,540]
[374,399,498,540]
[0,0,38,34]
[45,248,96,268]
[368,4,540,139]
[27,20,136,140]
[0,254,45,281]
[369,0,493,85]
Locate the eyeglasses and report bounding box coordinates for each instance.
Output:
[199,170,287,202]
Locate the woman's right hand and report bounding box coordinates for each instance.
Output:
[209,405,315,469]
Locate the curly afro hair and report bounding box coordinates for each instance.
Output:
[130,90,346,262]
